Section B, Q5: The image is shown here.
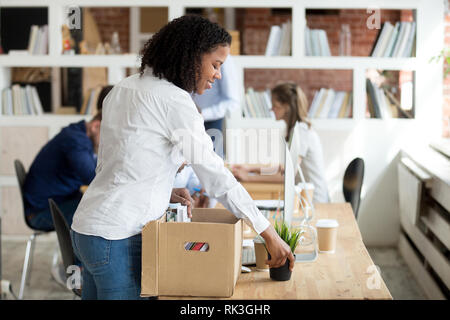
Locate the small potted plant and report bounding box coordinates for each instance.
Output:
[267,220,302,281]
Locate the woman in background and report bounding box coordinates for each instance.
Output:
[232,82,330,203]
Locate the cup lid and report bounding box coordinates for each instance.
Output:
[315,219,339,228]
[168,203,181,209]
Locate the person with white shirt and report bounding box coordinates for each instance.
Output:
[70,15,294,300]
[232,82,330,203]
[192,55,240,134]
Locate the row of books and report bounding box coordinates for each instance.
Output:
[308,88,352,119]
[28,25,49,55]
[1,85,44,116]
[371,21,416,58]
[304,27,331,56]
[243,88,275,119]
[265,21,292,56]
[80,86,102,115]
[184,242,209,252]
[366,79,411,119]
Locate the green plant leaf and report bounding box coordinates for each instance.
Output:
[273,220,304,253]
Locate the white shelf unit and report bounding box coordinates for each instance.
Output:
[0,0,426,122]
[0,0,445,246]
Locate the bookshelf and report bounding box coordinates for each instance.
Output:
[0,0,445,247]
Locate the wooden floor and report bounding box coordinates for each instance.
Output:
[1,233,426,300]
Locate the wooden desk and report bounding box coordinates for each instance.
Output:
[83,184,391,298]
[161,203,392,300]
[240,182,283,200]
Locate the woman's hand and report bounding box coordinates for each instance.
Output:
[177,161,187,173]
[170,188,194,218]
[231,166,250,182]
[260,225,295,271]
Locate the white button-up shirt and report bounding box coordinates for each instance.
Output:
[71,69,270,240]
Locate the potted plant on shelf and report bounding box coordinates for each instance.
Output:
[267,220,302,281]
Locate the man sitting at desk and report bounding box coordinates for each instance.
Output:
[23,111,103,231]
[22,86,113,231]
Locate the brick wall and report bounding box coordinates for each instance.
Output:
[236,8,291,55]
[307,9,403,56]
[242,9,404,114]
[89,8,130,53]
[245,69,353,106]
[86,8,449,137]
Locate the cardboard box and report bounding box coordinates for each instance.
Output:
[141,208,243,298]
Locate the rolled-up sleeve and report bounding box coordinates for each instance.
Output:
[165,93,270,234]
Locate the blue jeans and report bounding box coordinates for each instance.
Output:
[26,192,82,231]
[70,230,149,300]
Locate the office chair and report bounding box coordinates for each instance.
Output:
[49,199,81,298]
[343,158,365,219]
[14,159,56,299]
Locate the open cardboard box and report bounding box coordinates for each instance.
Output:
[141,208,243,298]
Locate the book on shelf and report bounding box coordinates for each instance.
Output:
[366,79,381,118]
[1,84,44,116]
[371,22,394,57]
[384,88,412,118]
[243,88,275,119]
[27,25,49,55]
[318,89,335,118]
[80,86,102,115]
[265,25,282,56]
[328,91,347,118]
[307,88,352,119]
[402,21,416,57]
[372,21,416,58]
[279,20,292,56]
[366,79,409,119]
[305,27,331,56]
[265,21,291,56]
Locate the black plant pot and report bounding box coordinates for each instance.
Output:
[268,253,295,281]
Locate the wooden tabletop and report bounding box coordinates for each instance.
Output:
[162,203,392,300]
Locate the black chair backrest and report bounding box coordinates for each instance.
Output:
[49,199,81,297]
[14,159,34,229]
[14,159,26,203]
[48,199,75,271]
[343,158,365,219]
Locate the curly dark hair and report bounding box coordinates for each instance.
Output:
[139,15,231,93]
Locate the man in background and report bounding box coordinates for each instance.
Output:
[192,55,240,158]
[23,86,113,231]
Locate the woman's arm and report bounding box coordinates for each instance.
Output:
[165,93,294,269]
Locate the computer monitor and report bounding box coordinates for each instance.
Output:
[283,142,295,226]
[285,128,315,224]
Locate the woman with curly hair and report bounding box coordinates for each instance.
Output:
[70,15,293,300]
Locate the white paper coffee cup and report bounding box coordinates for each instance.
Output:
[253,237,269,271]
[315,219,339,253]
